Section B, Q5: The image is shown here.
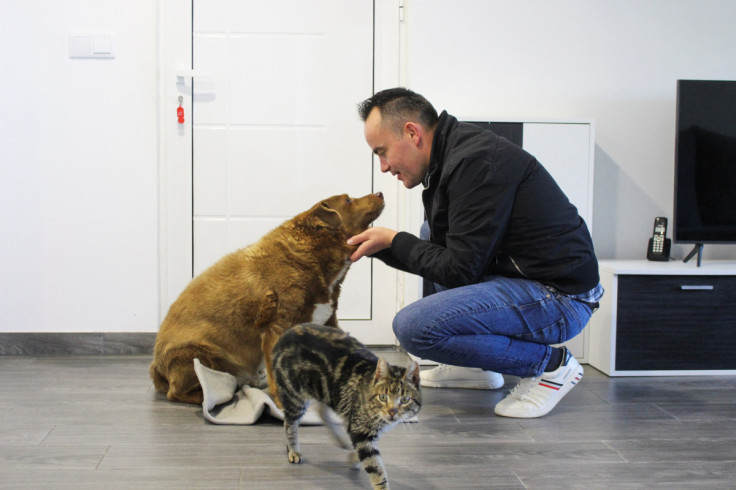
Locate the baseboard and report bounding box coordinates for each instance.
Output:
[0,332,156,355]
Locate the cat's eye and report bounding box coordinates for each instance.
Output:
[400,396,412,404]
[378,394,388,402]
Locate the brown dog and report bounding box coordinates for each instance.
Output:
[150,192,385,405]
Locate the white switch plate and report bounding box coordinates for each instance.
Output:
[69,33,115,59]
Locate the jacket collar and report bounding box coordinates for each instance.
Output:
[424,110,457,189]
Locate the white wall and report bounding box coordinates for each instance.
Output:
[404,0,736,260]
[0,1,160,332]
[2,1,735,335]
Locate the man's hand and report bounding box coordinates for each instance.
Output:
[347,227,398,262]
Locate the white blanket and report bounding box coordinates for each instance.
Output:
[193,358,324,425]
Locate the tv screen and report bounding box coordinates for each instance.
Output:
[674,80,736,244]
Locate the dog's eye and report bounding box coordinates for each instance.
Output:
[345,197,352,204]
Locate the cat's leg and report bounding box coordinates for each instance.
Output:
[353,436,389,490]
[283,416,303,463]
[283,402,307,464]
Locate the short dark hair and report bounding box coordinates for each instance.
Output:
[357,87,439,135]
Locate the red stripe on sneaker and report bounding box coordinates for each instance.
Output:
[538,382,560,390]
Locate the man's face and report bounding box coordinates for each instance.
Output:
[364,108,428,189]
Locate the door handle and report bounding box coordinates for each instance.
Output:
[176,68,215,99]
[176,68,211,81]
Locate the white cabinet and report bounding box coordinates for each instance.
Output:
[413,120,595,360]
[589,260,736,376]
[456,119,596,361]
[523,121,594,360]
[522,122,594,230]
[412,119,595,363]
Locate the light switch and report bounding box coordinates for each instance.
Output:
[69,36,92,57]
[69,33,115,59]
[93,36,113,55]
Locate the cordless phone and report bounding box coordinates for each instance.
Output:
[646,217,671,261]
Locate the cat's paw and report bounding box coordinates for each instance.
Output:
[347,451,360,469]
[287,449,303,464]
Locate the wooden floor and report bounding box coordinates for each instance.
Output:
[1,352,736,489]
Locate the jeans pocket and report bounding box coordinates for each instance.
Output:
[516,293,589,345]
[518,316,568,345]
[557,294,592,343]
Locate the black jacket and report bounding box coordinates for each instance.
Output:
[374,111,599,295]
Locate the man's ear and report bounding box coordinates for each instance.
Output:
[312,202,343,229]
[404,121,422,145]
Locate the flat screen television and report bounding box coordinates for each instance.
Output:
[674,79,736,263]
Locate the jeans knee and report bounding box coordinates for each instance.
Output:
[392,308,412,348]
[393,305,432,356]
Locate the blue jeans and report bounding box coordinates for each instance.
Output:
[394,221,594,378]
[393,277,593,378]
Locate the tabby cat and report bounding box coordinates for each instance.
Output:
[272,323,421,490]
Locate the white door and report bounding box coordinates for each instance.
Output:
[162,0,405,344]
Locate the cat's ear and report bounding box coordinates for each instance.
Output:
[405,360,421,387]
[374,357,390,383]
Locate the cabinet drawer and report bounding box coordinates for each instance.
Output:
[616,275,736,371]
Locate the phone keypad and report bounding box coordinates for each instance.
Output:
[652,235,664,253]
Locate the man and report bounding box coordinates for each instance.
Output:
[347,88,603,418]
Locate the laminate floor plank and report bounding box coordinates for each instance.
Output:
[1,355,736,489]
[0,467,242,490]
[512,460,736,489]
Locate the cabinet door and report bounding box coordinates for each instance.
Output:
[616,275,736,370]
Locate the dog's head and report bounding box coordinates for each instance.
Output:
[306,192,385,238]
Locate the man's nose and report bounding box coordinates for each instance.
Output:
[379,158,389,173]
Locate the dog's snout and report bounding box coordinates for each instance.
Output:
[374,192,384,200]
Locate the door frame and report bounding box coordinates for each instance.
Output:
[158,0,414,344]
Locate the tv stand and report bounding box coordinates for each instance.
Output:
[683,243,704,267]
[589,260,736,375]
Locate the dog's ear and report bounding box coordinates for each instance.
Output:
[311,202,343,229]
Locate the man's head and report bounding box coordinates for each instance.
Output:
[357,88,439,189]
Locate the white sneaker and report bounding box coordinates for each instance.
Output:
[494,348,583,418]
[420,364,505,390]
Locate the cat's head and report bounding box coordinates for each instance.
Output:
[370,358,422,424]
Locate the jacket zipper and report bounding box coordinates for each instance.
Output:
[508,255,528,278]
